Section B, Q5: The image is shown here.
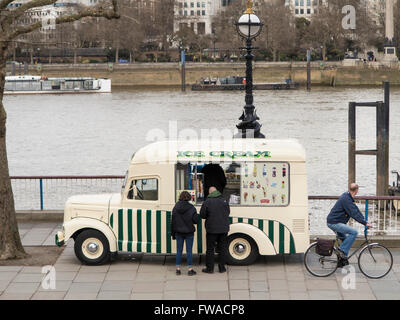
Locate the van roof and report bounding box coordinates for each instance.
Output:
[131,139,306,165]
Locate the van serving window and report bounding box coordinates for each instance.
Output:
[175,162,289,206]
[127,178,158,201]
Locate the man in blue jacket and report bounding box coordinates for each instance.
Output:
[327,183,371,264]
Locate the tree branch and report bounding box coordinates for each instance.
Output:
[5,0,57,23]
[7,0,120,40]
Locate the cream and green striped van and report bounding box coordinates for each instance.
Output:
[56,139,309,265]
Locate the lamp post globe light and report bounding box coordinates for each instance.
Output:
[235,0,264,139]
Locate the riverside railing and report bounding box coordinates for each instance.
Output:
[10,176,400,235]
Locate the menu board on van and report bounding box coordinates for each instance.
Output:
[241,162,289,206]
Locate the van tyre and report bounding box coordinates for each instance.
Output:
[74,229,111,265]
[226,233,259,265]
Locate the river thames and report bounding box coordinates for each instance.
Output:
[4,86,400,196]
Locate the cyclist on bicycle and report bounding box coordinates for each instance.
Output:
[327,183,372,266]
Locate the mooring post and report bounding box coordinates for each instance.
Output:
[306,49,311,91]
[181,49,186,92]
[348,102,356,188]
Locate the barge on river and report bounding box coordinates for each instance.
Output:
[191,76,298,91]
[4,75,111,94]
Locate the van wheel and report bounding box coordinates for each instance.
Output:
[226,233,259,265]
[74,230,110,265]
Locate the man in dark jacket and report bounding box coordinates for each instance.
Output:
[327,183,371,264]
[200,186,230,273]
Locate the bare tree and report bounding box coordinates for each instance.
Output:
[258,1,295,61]
[0,0,119,260]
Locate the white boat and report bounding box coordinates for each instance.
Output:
[4,75,111,94]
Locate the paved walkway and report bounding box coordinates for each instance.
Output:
[0,222,399,300]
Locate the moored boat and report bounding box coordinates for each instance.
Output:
[191,76,298,91]
[4,75,111,94]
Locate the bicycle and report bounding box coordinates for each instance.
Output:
[304,227,393,279]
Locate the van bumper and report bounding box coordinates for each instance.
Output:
[55,231,65,247]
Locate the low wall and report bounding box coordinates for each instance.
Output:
[6,61,400,87]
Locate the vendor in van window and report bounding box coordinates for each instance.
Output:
[201,164,227,198]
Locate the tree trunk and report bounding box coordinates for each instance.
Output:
[0,52,27,260]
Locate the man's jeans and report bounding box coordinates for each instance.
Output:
[327,223,358,256]
[175,234,194,267]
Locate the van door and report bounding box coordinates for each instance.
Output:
[110,177,161,253]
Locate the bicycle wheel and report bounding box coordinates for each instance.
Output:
[304,242,338,277]
[358,244,393,279]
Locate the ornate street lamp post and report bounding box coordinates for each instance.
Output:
[235,0,264,138]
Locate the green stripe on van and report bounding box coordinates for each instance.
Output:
[156,210,161,253]
[118,209,123,251]
[258,220,264,232]
[279,223,285,254]
[127,209,133,252]
[238,218,243,223]
[137,209,142,252]
[197,215,202,253]
[268,220,274,244]
[248,218,253,225]
[229,217,233,224]
[146,210,152,252]
[166,211,172,253]
[289,234,296,254]
[110,213,113,228]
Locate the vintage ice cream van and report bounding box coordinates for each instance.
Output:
[56,139,309,265]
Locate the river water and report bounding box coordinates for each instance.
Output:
[4,86,400,196]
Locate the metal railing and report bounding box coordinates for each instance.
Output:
[10,176,400,235]
[309,196,400,236]
[11,176,125,211]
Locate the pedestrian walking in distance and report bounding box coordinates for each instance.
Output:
[171,191,199,276]
[200,186,230,273]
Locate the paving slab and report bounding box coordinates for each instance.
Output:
[37,280,72,292]
[64,292,98,300]
[68,282,102,293]
[131,281,165,293]
[97,291,131,300]
[163,290,197,300]
[197,291,230,300]
[197,280,229,292]
[249,280,268,292]
[5,282,40,294]
[164,279,196,291]
[250,291,270,300]
[230,290,250,300]
[308,290,343,300]
[0,293,33,300]
[105,271,136,281]
[31,292,67,300]
[73,272,106,283]
[269,290,290,300]
[131,292,163,300]
[101,280,134,291]
[229,279,249,290]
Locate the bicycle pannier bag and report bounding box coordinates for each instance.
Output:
[316,239,335,256]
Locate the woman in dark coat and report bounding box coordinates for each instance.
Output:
[171,191,199,276]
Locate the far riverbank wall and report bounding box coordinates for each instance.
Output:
[6,61,400,87]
